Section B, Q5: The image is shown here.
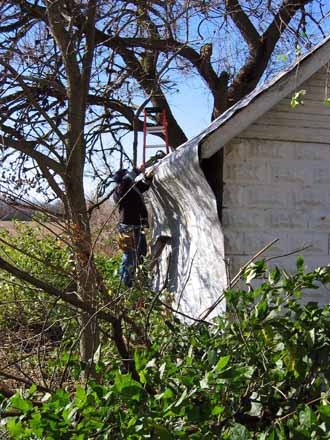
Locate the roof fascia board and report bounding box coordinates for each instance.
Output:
[201,38,330,159]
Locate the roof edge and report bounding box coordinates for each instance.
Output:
[200,36,330,159]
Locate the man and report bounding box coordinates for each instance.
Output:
[113,167,153,287]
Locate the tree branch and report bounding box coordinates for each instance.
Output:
[0,255,120,325]
[0,131,65,176]
[45,0,81,90]
[81,0,97,112]
[228,0,312,105]
[225,0,260,48]
[0,60,67,145]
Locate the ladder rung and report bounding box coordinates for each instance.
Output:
[146,126,165,133]
[145,144,167,148]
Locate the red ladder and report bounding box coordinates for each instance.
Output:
[142,107,170,168]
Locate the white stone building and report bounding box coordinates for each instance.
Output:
[204,37,330,305]
[151,36,330,318]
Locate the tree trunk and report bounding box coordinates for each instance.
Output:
[65,82,100,377]
[66,175,100,377]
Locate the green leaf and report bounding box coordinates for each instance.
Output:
[153,425,172,439]
[290,90,306,108]
[28,384,37,396]
[7,419,23,438]
[139,369,147,384]
[134,350,143,371]
[299,406,316,428]
[199,375,209,389]
[93,344,101,364]
[207,349,217,365]
[75,386,87,408]
[269,267,281,284]
[215,355,230,371]
[145,358,157,368]
[267,430,275,440]
[244,261,267,283]
[127,416,137,428]
[256,300,268,319]
[114,372,142,401]
[228,423,251,440]
[307,328,315,348]
[155,388,174,401]
[319,404,330,423]
[296,256,304,272]
[323,98,330,106]
[30,412,44,437]
[211,405,224,416]
[159,362,166,379]
[10,394,33,413]
[175,388,187,407]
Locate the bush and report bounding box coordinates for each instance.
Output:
[2,259,330,439]
[0,223,72,329]
[0,223,122,329]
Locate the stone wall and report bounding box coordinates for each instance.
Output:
[222,67,330,304]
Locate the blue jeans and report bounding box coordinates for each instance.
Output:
[119,226,147,287]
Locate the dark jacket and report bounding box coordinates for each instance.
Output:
[113,172,152,227]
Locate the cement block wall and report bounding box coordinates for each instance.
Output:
[222,67,330,304]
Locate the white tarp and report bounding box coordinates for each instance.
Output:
[148,141,227,320]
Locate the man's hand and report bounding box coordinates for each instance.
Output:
[138,163,153,178]
[145,167,154,179]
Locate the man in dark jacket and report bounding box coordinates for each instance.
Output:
[113,167,153,287]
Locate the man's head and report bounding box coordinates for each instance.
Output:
[113,168,128,184]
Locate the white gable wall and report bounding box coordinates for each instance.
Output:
[222,67,330,304]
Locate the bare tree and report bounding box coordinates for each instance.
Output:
[0,0,328,371]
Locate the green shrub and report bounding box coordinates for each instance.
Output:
[0,223,72,329]
[2,259,330,439]
[0,223,123,329]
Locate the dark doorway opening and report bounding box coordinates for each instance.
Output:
[200,149,224,223]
